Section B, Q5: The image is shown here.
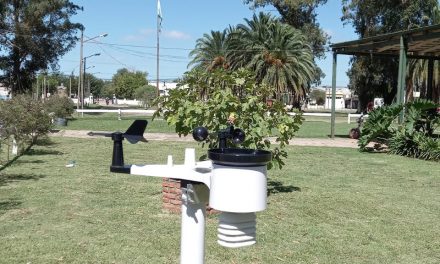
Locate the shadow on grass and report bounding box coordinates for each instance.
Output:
[25,149,63,156]
[0,173,46,187]
[329,134,351,139]
[0,198,22,215]
[14,160,45,164]
[34,137,59,147]
[267,180,301,196]
[0,138,61,172]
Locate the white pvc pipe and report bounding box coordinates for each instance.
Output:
[180,184,208,264]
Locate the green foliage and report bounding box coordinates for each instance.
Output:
[135,85,157,108]
[230,12,315,101]
[0,95,51,150]
[389,130,440,161]
[309,89,325,105]
[358,104,403,150]
[44,95,75,118]
[84,73,105,97]
[188,29,233,71]
[102,82,116,98]
[189,12,316,104]
[359,99,440,161]
[154,68,303,169]
[244,0,329,59]
[112,68,148,99]
[0,0,82,94]
[243,0,329,85]
[341,0,440,108]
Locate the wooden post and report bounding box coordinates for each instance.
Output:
[397,35,407,123]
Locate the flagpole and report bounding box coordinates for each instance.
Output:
[156,0,160,97]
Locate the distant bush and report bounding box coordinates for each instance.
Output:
[0,95,52,153]
[44,95,74,118]
[135,85,157,108]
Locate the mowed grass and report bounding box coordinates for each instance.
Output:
[64,113,355,138]
[0,137,439,263]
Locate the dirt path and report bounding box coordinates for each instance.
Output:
[50,130,359,148]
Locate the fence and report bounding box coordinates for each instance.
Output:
[76,109,155,120]
[75,109,367,124]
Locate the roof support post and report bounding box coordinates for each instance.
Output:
[397,35,408,123]
[330,52,337,139]
[427,58,434,101]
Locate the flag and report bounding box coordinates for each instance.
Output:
[157,0,163,32]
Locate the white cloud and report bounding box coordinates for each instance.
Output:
[163,30,191,40]
[123,29,190,41]
[123,28,155,42]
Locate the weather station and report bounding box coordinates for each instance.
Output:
[90,120,272,264]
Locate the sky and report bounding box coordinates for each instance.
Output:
[58,0,357,86]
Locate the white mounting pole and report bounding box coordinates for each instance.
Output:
[180,148,208,264]
[180,183,209,264]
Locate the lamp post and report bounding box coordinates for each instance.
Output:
[83,53,100,109]
[77,30,108,111]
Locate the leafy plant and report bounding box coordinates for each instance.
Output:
[359,99,440,161]
[154,68,303,169]
[0,95,52,153]
[44,95,75,118]
[135,85,157,108]
[358,103,403,150]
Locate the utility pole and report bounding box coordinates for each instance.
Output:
[156,10,160,97]
[78,29,84,111]
[69,75,72,98]
[156,0,162,97]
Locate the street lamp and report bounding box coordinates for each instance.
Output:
[83,53,100,108]
[77,30,107,110]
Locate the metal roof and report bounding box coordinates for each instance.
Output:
[331,24,440,60]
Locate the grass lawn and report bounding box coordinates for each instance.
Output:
[0,137,439,263]
[63,113,355,138]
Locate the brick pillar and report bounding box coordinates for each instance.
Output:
[162,178,182,213]
[162,178,218,214]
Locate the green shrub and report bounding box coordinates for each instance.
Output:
[358,104,402,150]
[359,99,440,161]
[0,95,52,152]
[44,95,74,118]
[154,68,303,169]
[135,85,157,108]
[389,130,440,161]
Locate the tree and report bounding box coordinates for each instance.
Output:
[111,68,148,99]
[309,88,325,105]
[188,28,234,71]
[229,12,315,102]
[154,68,303,169]
[188,12,315,105]
[135,84,157,108]
[0,0,82,95]
[244,0,329,84]
[84,73,104,98]
[341,0,440,109]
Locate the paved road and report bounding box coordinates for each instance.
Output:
[51,130,359,149]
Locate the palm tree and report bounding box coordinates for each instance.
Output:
[188,12,316,104]
[188,28,234,71]
[229,12,316,102]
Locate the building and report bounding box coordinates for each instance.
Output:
[313,86,359,110]
[0,83,10,100]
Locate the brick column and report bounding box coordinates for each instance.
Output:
[162,178,182,213]
[162,178,218,214]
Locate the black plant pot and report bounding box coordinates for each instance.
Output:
[54,117,68,126]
